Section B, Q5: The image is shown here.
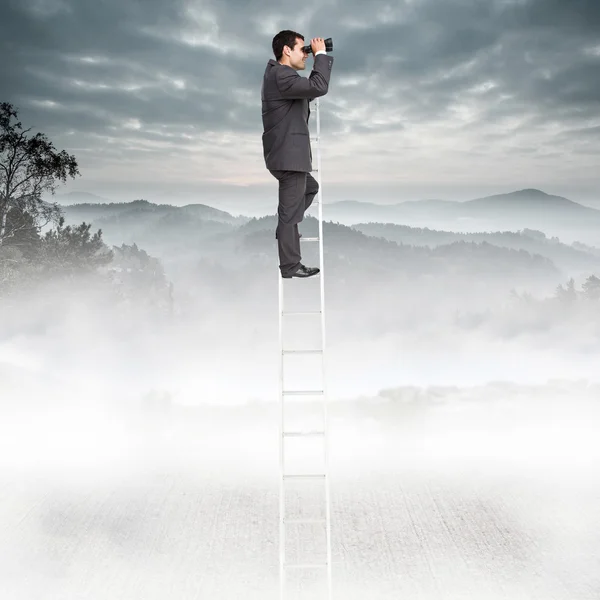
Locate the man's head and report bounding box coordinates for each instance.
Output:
[272,30,308,71]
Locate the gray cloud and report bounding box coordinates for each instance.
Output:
[1,0,599,205]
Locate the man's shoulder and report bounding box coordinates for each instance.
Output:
[267,60,296,73]
[277,64,298,77]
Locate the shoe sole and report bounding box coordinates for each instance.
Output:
[282,269,320,279]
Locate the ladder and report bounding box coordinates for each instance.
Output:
[278,95,332,599]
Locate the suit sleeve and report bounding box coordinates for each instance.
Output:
[276,66,329,100]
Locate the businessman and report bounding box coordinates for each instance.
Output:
[261,30,334,278]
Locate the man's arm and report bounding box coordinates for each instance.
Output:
[276,53,331,100]
[309,51,325,103]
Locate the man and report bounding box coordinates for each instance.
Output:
[261,30,335,278]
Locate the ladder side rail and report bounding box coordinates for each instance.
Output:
[278,269,285,599]
[316,94,334,600]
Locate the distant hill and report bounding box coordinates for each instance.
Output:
[63,199,171,222]
[324,189,600,243]
[50,191,114,205]
[57,200,253,265]
[62,199,243,224]
[350,223,600,275]
[462,189,598,215]
[238,215,561,286]
[60,200,248,245]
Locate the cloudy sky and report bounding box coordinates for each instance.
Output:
[2,0,600,211]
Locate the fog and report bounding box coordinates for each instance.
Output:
[2,200,600,599]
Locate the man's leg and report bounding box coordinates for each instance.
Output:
[270,170,307,277]
[304,172,319,213]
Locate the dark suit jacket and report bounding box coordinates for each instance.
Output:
[261,54,334,172]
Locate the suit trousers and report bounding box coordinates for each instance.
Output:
[269,169,319,277]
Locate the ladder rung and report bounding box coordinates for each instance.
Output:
[283,474,326,480]
[300,237,319,242]
[283,430,325,437]
[284,517,327,524]
[282,349,322,355]
[284,562,328,569]
[282,310,322,315]
[282,390,324,396]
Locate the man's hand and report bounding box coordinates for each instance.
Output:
[310,37,326,55]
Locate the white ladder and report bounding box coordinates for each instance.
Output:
[278,95,332,599]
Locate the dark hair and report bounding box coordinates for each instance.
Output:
[272,30,304,61]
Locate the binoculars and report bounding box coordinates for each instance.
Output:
[302,37,333,55]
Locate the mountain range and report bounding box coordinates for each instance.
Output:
[55,186,600,249]
[321,189,600,239]
[53,188,600,231]
[51,188,600,289]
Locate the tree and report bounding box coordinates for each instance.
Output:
[554,277,577,304]
[582,275,600,301]
[41,216,113,275]
[2,206,42,259]
[108,242,172,312]
[0,102,79,247]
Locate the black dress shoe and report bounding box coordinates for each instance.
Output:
[282,264,320,278]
